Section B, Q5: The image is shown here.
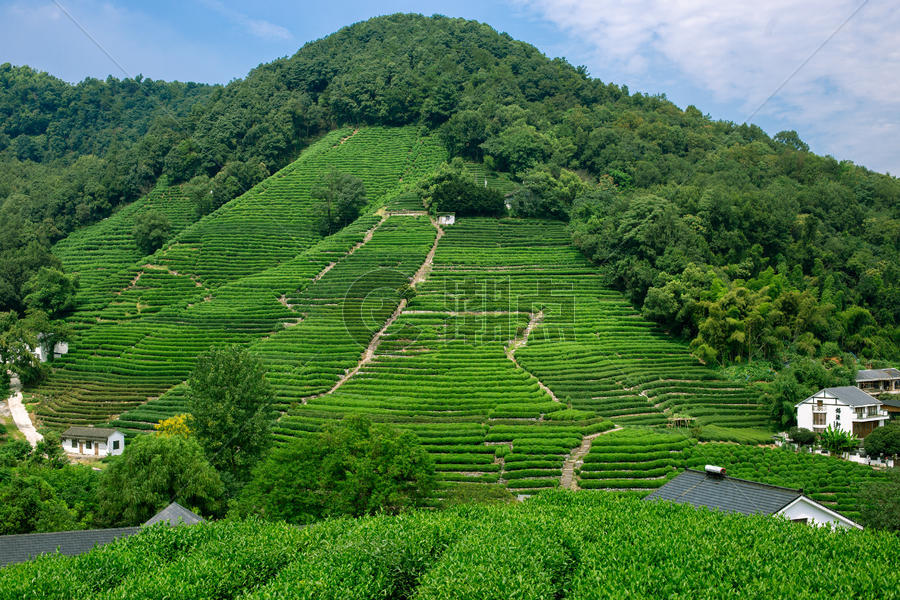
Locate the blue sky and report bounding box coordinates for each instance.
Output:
[1,0,898,175]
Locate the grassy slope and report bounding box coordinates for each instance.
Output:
[0,491,897,598]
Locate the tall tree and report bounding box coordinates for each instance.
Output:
[132,211,172,255]
[310,171,368,235]
[96,433,223,526]
[235,415,435,524]
[187,345,275,488]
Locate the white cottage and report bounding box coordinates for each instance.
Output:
[31,339,69,363]
[795,386,887,438]
[61,427,125,457]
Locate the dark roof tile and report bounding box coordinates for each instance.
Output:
[0,527,139,567]
[645,469,801,516]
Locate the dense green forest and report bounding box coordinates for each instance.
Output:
[1,14,897,424]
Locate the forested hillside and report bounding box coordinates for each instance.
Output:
[2,13,898,431]
[0,65,213,312]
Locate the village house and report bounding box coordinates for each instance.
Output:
[856,368,900,394]
[31,335,69,362]
[0,502,203,567]
[795,386,888,438]
[436,212,456,226]
[646,465,861,529]
[60,426,125,457]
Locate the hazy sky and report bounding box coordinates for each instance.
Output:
[1,0,897,175]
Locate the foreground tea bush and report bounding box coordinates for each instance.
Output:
[3,491,897,599]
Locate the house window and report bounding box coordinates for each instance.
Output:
[856,408,864,419]
[85,441,92,450]
[816,399,824,409]
[71,439,77,449]
[813,412,826,426]
[112,440,120,450]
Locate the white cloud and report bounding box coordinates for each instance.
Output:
[514,0,900,174]
[199,0,292,41]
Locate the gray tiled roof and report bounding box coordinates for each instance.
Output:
[857,368,900,381]
[0,503,204,568]
[61,426,120,441]
[645,469,801,516]
[0,527,139,567]
[143,502,204,526]
[822,386,881,407]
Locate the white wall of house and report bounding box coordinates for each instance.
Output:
[796,391,852,434]
[107,431,125,455]
[796,389,885,436]
[778,496,861,529]
[32,341,69,363]
[61,432,124,457]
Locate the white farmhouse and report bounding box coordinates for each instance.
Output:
[795,386,887,438]
[61,427,125,457]
[32,340,69,363]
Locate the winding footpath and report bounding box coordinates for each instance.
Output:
[300,216,444,403]
[560,426,624,490]
[6,373,43,447]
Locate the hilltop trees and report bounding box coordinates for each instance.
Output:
[419,160,505,217]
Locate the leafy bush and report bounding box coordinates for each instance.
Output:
[863,424,900,458]
[132,211,172,255]
[788,426,817,446]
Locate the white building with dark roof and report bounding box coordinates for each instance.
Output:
[795,386,887,438]
[645,466,861,529]
[856,368,900,394]
[61,427,125,457]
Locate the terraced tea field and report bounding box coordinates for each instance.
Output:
[31,127,448,428]
[28,127,775,500]
[275,217,765,494]
[52,181,196,295]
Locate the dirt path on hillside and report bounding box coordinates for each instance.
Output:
[309,215,388,286]
[6,374,43,447]
[504,310,561,404]
[412,217,444,286]
[560,426,624,490]
[299,216,443,403]
[338,128,360,145]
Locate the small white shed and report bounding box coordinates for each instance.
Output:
[32,340,69,363]
[61,427,125,458]
[436,213,456,226]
